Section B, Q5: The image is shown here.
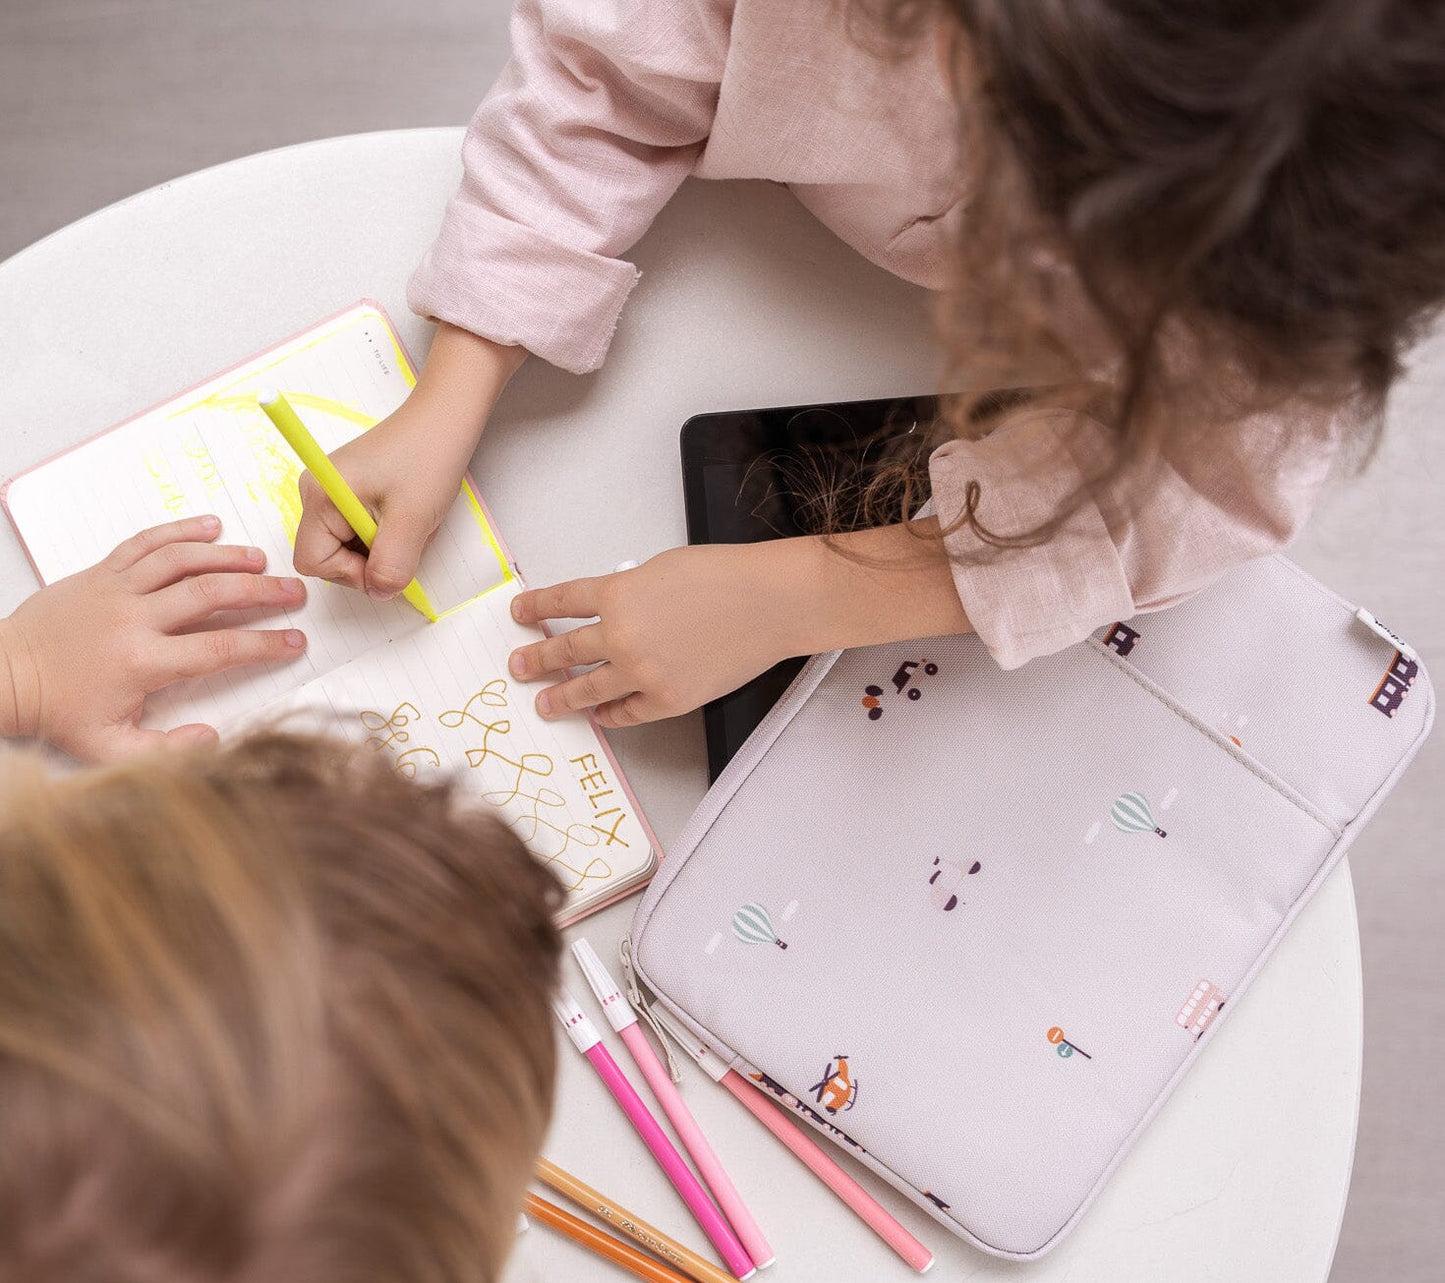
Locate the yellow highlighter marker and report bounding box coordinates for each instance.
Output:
[257,391,437,622]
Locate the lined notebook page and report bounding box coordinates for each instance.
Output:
[4,305,512,731]
[239,581,655,918]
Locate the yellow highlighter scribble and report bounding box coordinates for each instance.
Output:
[156,309,511,594]
[144,449,190,516]
[241,419,305,545]
[192,392,376,546]
[195,391,379,431]
[182,432,226,494]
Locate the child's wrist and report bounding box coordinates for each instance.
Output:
[411,323,528,441]
[749,537,842,659]
[0,618,39,741]
[753,524,971,660]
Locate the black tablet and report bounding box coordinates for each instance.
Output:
[681,393,938,782]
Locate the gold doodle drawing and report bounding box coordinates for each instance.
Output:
[440,681,612,892]
[361,701,423,751]
[359,702,441,779]
[393,746,443,778]
[437,680,509,727]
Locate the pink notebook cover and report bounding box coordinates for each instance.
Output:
[1,300,660,926]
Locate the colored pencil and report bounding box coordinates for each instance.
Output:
[524,1192,694,1283]
[535,1156,739,1283]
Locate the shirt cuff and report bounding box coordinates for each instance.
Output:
[407,198,641,375]
[929,409,1135,669]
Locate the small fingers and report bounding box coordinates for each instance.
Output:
[84,722,218,763]
[126,539,271,593]
[364,511,437,601]
[163,723,222,750]
[533,663,634,719]
[150,573,307,629]
[102,515,223,572]
[508,624,607,681]
[84,724,173,762]
[294,477,369,588]
[161,626,308,682]
[593,692,661,729]
[511,578,602,626]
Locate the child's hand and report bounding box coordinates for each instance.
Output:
[291,397,476,600]
[292,324,528,600]
[506,545,796,728]
[506,523,973,729]
[0,516,308,761]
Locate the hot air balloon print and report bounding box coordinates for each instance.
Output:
[1111,792,1167,838]
[732,902,788,949]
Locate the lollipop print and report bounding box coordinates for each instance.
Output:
[732,902,788,950]
[1111,792,1167,838]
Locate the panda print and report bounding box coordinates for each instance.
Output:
[928,856,982,911]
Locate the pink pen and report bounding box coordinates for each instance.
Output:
[574,940,775,1270]
[551,987,757,1281]
[650,1004,935,1275]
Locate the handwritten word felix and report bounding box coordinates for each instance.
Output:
[442,684,611,888]
[570,753,631,848]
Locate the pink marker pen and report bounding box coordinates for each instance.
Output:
[574,939,776,1269]
[551,987,757,1281]
[649,1004,935,1274]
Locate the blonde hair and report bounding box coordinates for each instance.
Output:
[0,731,563,1283]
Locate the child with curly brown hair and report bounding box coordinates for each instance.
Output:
[289,0,1445,728]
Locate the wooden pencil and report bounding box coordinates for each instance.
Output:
[536,1156,738,1283]
[524,1192,697,1283]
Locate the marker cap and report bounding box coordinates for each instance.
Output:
[572,938,637,1033]
[650,1004,730,1083]
[550,987,602,1054]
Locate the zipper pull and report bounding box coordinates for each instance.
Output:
[1355,607,1418,660]
[619,937,683,1083]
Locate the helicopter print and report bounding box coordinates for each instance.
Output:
[810,1055,858,1115]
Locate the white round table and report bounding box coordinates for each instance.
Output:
[0,129,1360,1282]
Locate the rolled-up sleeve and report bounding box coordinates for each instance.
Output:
[929,404,1338,668]
[409,0,734,374]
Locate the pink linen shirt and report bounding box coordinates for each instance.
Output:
[409,0,1338,668]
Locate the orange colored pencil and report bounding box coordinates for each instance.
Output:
[524,1193,696,1283]
[535,1157,737,1283]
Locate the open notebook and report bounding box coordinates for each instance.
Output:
[1,301,656,924]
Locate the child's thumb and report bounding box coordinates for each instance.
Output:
[365,512,433,599]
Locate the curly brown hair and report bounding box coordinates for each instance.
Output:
[852,0,1445,548]
[0,731,563,1283]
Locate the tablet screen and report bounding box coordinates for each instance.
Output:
[680,395,937,781]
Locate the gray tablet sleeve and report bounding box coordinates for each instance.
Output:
[628,555,1433,1259]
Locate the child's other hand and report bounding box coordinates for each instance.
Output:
[506,545,794,728]
[0,516,308,761]
[291,396,474,600]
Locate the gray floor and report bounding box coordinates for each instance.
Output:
[2,3,1440,1279]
